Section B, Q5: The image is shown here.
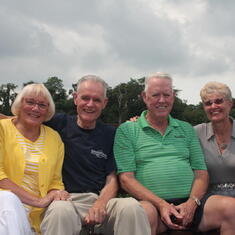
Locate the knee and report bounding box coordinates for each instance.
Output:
[116,198,145,217]
[0,191,22,211]
[220,197,235,219]
[46,200,76,219]
[140,201,158,228]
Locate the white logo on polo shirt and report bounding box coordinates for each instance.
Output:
[91,149,107,159]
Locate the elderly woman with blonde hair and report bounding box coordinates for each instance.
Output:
[195,81,235,197]
[0,83,69,234]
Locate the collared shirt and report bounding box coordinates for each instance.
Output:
[114,111,206,200]
[195,120,235,184]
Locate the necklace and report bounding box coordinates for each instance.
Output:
[219,143,228,150]
[213,119,232,151]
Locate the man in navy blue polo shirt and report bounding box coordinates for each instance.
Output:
[41,75,151,235]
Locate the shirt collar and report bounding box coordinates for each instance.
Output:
[206,117,235,140]
[206,122,214,140]
[138,110,179,129]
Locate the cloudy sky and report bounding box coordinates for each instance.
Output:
[0,0,235,104]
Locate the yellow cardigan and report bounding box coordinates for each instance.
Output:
[0,119,65,234]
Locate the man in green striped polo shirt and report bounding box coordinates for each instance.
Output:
[114,72,235,235]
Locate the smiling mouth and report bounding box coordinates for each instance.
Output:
[28,113,41,118]
[210,109,221,115]
[84,109,95,113]
[156,105,168,110]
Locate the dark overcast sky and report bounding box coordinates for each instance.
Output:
[0,0,235,104]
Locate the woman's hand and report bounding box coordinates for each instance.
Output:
[36,190,70,208]
[129,116,139,122]
[36,194,54,208]
[48,189,70,201]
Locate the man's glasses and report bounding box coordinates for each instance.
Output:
[24,98,48,110]
[203,98,224,107]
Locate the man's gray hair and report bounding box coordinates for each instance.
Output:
[144,72,173,92]
[76,75,108,98]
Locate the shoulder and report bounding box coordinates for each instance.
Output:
[115,121,140,139]
[42,124,63,142]
[45,113,76,130]
[0,118,11,126]
[117,120,138,131]
[194,123,206,131]
[171,118,198,139]
[194,122,208,136]
[96,121,116,136]
[171,117,193,130]
[50,113,75,123]
[0,119,13,131]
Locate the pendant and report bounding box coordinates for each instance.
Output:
[220,143,227,150]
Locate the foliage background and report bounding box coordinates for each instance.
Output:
[1,77,234,125]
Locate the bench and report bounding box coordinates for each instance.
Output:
[80,227,220,235]
[161,230,219,235]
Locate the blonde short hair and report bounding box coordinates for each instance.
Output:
[144,72,173,92]
[200,81,233,102]
[11,83,55,121]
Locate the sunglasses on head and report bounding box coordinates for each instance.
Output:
[203,98,224,106]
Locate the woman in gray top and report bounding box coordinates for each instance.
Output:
[195,81,235,197]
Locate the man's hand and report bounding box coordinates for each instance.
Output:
[175,199,198,227]
[159,201,186,230]
[84,200,107,225]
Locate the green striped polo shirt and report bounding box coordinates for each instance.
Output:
[114,111,207,200]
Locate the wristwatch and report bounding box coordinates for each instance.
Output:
[190,196,201,206]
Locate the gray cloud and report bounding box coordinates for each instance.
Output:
[0,0,235,104]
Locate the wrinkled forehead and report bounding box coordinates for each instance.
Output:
[147,78,173,93]
[77,81,106,97]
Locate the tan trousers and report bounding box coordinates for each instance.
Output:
[41,193,151,235]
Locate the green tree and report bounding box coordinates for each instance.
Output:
[0,83,17,115]
[44,77,68,112]
[171,96,187,121]
[101,78,145,124]
[182,103,208,126]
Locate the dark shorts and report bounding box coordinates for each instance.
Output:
[166,193,213,230]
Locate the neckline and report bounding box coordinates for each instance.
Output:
[11,119,44,144]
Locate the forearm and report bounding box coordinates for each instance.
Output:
[189,170,209,200]
[0,178,49,207]
[85,172,118,224]
[174,170,208,226]
[120,172,167,210]
[95,172,118,207]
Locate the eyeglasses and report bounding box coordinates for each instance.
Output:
[24,98,48,110]
[203,98,224,106]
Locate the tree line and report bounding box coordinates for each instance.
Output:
[0,76,234,125]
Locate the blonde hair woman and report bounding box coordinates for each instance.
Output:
[0,84,69,234]
[195,81,235,197]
